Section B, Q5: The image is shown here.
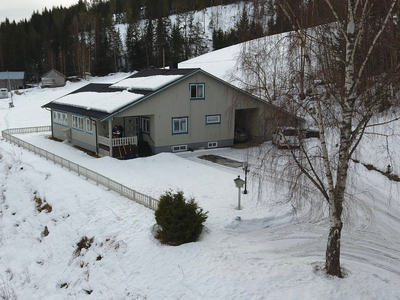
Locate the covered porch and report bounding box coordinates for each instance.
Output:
[97,117,138,158]
[98,135,138,158]
[97,116,152,158]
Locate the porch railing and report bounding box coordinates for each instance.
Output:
[112,136,137,147]
[1,126,159,211]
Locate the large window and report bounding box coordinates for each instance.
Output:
[172,117,188,134]
[190,83,205,100]
[206,114,221,125]
[72,115,84,131]
[53,110,68,126]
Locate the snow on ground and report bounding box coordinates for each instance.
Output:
[1,75,400,299]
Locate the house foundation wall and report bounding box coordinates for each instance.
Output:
[71,138,96,153]
[153,139,233,154]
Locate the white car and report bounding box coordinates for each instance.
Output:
[0,88,8,99]
[272,127,300,148]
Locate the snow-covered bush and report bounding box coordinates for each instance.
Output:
[154,191,208,246]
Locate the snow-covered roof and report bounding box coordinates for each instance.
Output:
[52,90,144,113]
[0,71,25,80]
[41,69,66,79]
[43,69,198,115]
[110,75,184,91]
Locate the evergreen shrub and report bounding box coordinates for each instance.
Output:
[155,191,208,246]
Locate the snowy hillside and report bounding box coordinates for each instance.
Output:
[0,70,400,299]
[117,1,265,54]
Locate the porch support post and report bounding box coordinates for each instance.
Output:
[108,120,113,157]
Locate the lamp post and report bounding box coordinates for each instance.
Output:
[242,162,250,194]
[234,175,245,210]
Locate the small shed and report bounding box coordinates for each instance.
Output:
[41,69,66,88]
[0,71,25,91]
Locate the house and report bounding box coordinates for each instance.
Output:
[41,69,66,88]
[42,68,303,158]
[0,71,25,91]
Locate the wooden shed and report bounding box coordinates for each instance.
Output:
[0,71,25,91]
[41,69,66,88]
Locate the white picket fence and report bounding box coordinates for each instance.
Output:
[1,126,159,211]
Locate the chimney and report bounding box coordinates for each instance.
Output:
[169,62,178,69]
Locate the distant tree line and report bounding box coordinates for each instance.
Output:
[1,0,397,83]
[0,0,242,82]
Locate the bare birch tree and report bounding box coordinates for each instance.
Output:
[235,0,400,277]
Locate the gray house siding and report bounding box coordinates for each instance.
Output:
[52,110,97,152]
[114,72,273,153]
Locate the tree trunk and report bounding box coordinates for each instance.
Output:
[326,197,343,277]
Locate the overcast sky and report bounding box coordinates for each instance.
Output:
[0,0,79,23]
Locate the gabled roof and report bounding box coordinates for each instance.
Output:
[43,67,303,123]
[42,68,199,118]
[0,71,25,80]
[41,69,66,78]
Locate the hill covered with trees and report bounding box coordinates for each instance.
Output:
[0,0,398,84]
[0,0,269,82]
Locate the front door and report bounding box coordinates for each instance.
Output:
[125,117,139,138]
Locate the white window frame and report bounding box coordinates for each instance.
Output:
[72,115,84,131]
[190,83,205,100]
[206,114,221,125]
[86,118,94,134]
[208,142,218,148]
[172,117,188,135]
[53,111,68,126]
[53,111,58,123]
[141,117,150,133]
[63,113,68,126]
[172,145,188,152]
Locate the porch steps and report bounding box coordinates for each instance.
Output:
[138,140,153,157]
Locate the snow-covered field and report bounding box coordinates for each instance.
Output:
[1,73,400,299]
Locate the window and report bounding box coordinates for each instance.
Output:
[172,117,188,134]
[72,115,84,131]
[63,113,68,126]
[86,118,94,134]
[141,117,150,133]
[53,111,58,123]
[53,111,67,126]
[172,145,187,152]
[208,142,218,148]
[190,83,205,100]
[206,114,221,125]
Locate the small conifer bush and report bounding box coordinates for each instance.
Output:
[155,191,208,246]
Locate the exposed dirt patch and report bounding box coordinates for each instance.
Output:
[199,154,243,168]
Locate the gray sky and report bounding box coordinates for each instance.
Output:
[0,0,79,23]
